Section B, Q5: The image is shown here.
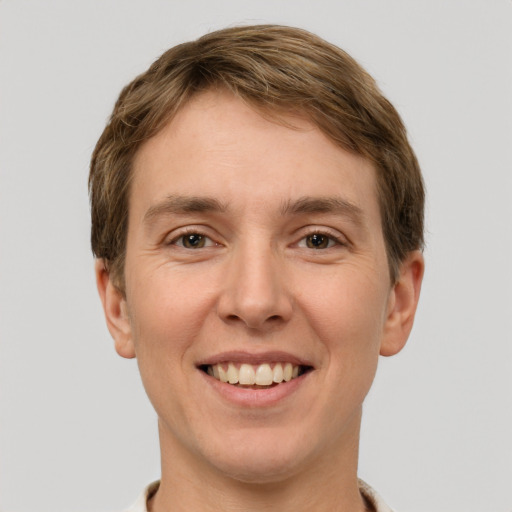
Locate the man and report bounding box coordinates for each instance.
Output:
[90,25,424,512]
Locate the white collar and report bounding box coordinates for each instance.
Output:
[124,479,395,512]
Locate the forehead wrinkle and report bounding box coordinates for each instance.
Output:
[280,196,366,226]
[143,194,229,224]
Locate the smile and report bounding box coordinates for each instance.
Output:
[202,362,310,387]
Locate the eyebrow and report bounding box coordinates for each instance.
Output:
[143,195,228,223]
[143,194,365,225]
[281,196,365,225]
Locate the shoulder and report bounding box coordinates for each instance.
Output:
[123,481,160,512]
[359,479,396,512]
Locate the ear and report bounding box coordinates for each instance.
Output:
[380,251,425,357]
[95,259,136,359]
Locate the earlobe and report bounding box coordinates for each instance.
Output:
[380,251,424,357]
[94,259,136,359]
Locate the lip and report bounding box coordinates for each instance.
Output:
[199,368,311,407]
[196,350,314,367]
[196,350,314,408]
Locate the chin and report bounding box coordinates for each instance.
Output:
[202,429,311,484]
[214,456,303,485]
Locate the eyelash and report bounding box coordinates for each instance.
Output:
[296,230,346,250]
[167,228,345,251]
[168,228,217,249]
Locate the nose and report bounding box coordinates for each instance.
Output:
[216,241,293,331]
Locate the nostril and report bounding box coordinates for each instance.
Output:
[223,313,282,325]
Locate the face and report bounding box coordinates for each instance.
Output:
[97,90,423,484]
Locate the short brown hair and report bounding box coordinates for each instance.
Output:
[89,24,424,287]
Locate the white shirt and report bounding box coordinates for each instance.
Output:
[124,479,395,512]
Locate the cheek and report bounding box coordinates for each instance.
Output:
[298,266,389,350]
[128,262,216,332]
[125,264,226,396]
[296,266,389,405]
[124,272,198,373]
[125,282,203,423]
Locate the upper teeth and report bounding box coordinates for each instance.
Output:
[207,362,300,386]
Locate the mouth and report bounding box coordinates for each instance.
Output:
[199,362,313,388]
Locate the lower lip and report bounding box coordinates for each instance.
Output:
[199,370,310,407]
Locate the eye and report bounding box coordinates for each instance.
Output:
[299,232,340,249]
[172,232,214,249]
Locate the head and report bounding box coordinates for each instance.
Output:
[89,24,424,290]
[90,25,425,487]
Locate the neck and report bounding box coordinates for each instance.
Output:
[149,410,369,512]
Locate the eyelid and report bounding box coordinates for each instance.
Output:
[165,226,219,247]
[295,226,349,248]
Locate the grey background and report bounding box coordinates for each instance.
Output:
[1,1,511,511]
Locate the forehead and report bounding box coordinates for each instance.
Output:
[130,89,381,227]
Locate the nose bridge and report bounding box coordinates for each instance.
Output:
[218,235,292,329]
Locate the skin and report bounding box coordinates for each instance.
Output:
[96,89,424,512]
